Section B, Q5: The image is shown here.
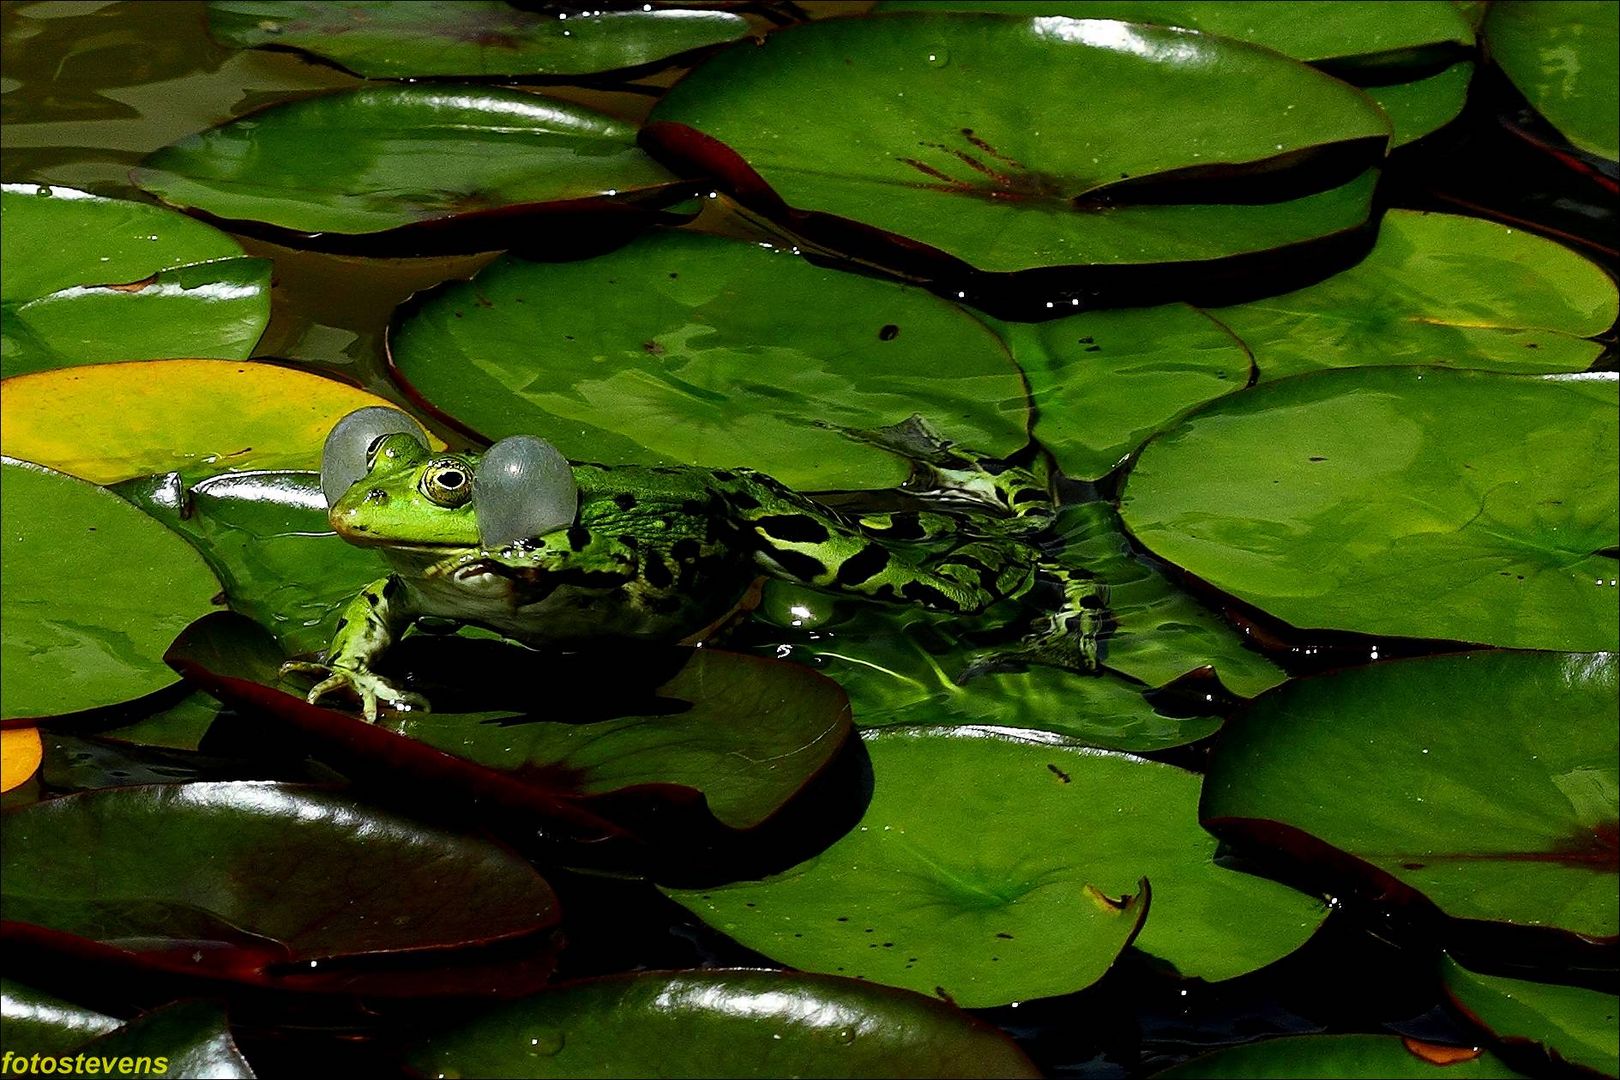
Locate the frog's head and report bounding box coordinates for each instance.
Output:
[320,407,578,552]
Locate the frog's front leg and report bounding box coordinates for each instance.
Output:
[280,575,428,722]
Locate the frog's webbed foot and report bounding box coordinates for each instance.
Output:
[279,660,430,723]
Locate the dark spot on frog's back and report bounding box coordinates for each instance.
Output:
[567,526,592,551]
[834,544,890,586]
[642,552,674,588]
[755,514,830,544]
[613,492,638,511]
[770,548,829,581]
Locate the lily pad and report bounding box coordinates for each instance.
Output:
[0,358,440,485]
[1119,367,1620,652]
[169,613,851,839]
[1,459,222,721]
[395,647,854,833]
[989,303,1252,481]
[0,979,120,1057]
[1203,651,1619,940]
[208,1,752,78]
[1,184,271,378]
[80,1001,254,1080]
[645,13,1389,278]
[404,970,1041,1079]
[1484,1,1619,161]
[115,470,382,655]
[668,727,1326,1003]
[1,729,44,793]
[1441,956,1619,1077]
[135,85,686,243]
[388,230,1030,491]
[1207,210,1618,380]
[876,2,1476,146]
[1158,1034,1525,1078]
[0,780,561,984]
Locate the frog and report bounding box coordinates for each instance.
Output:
[284,406,1105,721]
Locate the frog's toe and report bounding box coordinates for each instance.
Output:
[296,667,426,723]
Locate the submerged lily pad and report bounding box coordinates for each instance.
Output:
[0,184,270,377]
[1120,368,1619,652]
[0,358,439,485]
[405,970,1041,1079]
[389,231,1030,491]
[1203,651,1619,939]
[1441,956,1619,1076]
[208,1,751,78]
[646,13,1388,278]
[1208,210,1618,380]
[878,2,1476,146]
[1159,1034,1525,1078]
[669,727,1325,1003]
[135,85,685,243]
[989,303,1251,481]
[115,470,381,655]
[0,780,560,984]
[1,459,222,721]
[1485,1,1619,161]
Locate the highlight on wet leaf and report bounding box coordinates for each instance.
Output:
[1,459,223,722]
[668,726,1326,1004]
[879,1,1476,146]
[1206,210,1619,380]
[0,358,440,485]
[404,970,1042,1079]
[645,12,1389,291]
[1203,651,1619,940]
[0,780,561,990]
[134,85,688,247]
[389,230,1031,491]
[207,0,752,79]
[0,184,270,378]
[0,980,121,1058]
[1121,367,1619,653]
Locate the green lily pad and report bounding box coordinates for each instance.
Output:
[669,727,1325,1003]
[134,85,685,242]
[80,1001,253,1080]
[1367,61,1475,148]
[0,184,270,378]
[388,230,1030,491]
[0,979,120,1057]
[208,1,751,78]
[115,470,381,655]
[1119,367,1619,652]
[1442,956,1619,1076]
[1207,210,1618,381]
[876,2,1476,147]
[395,647,853,833]
[1485,1,1619,162]
[1203,651,1619,939]
[755,585,1224,751]
[0,459,223,721]
[989,304,1251,482]
[404,970,1042,1079]
[0,780,560,980]
[646,13,1388,276]
[1158,1034,1526,1078]
[96,691,225,753]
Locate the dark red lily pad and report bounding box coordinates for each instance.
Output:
[0,779,561,992]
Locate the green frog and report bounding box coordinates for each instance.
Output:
[285,406,1104,720]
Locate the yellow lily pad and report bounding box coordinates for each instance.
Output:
[1,728,43,793]
[0,358,440,484]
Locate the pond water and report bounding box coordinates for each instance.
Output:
[1,2,1615,1078]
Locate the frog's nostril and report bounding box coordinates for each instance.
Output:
[364,488,390,505]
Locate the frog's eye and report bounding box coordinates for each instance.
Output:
[321,406,428,508]
[420,460,474,508]
[473,435,577,547]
